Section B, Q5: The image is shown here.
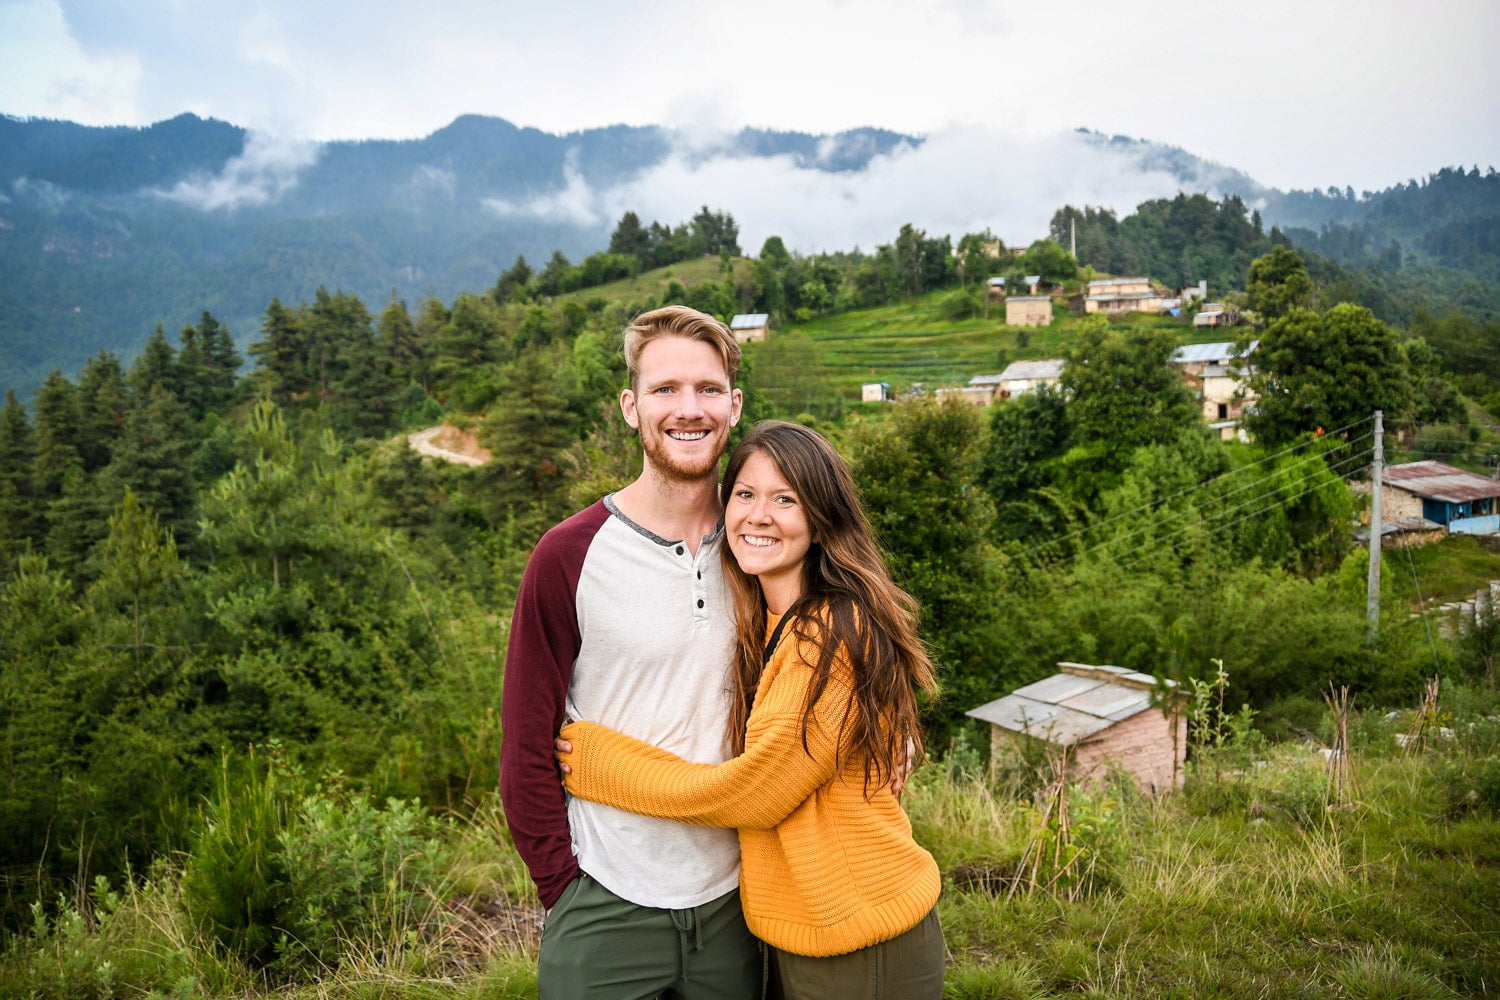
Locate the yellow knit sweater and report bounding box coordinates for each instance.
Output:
[558,613,940,958]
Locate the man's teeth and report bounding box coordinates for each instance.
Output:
[669,430,709,440]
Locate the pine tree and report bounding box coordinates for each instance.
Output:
[127,326,182,401]
[103,384,200,549]
[248,298,310,406]
[32,369,83,503]
[199,311,242,414]
[76,351,128,472]
[0,390,41,573]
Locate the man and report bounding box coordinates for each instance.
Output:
[499,306,761,998]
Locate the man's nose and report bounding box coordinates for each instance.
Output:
[677,389,705,417]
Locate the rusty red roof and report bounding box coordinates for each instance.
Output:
[1382,461,1500,503]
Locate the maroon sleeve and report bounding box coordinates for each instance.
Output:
[498,503,605,908]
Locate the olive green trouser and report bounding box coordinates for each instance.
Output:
[768,907,945,1000]
[537,873,763,999]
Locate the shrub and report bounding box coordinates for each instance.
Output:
[179,749,455,974]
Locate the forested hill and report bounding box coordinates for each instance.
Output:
[1,110,1497,398]
[0,113,917,396]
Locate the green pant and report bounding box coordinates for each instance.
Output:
[537,873,763,999]
[768,907,945,1000]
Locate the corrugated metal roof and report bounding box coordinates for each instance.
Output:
[965,662,1167,746]
[1172,340,1257,365]
[981,358,1067,383]
[1383,461,1500,503]
[729,313,768,328]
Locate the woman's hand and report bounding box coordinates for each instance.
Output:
[554,736,575,788]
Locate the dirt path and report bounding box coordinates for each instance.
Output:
[408,425,491,466]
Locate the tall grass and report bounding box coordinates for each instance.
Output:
[3,691,1497,999]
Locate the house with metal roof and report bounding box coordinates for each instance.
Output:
[1379,461,1500,536]
[966,662,1185,791]
[970,359,1066,400]
[1084,277,1164,316]
[729,313,769,343]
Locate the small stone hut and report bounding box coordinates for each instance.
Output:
[966,662,1186,792]
[729,313,769,343]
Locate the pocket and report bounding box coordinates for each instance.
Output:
[539,873,587,944]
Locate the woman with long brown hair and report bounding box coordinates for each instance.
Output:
[556,420,944,998]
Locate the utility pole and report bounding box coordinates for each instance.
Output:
[1367,410,1383,643]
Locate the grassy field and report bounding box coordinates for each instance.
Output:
[6,692,1497,999]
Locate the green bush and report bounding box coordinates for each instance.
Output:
[180,753,294,967]
[179,750,454,974]
[277,780,453,969]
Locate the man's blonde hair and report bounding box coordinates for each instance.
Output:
[623,306,741,391]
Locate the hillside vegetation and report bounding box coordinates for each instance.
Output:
[3,183,1500,998]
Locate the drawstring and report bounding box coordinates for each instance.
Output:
[669,904,704,953]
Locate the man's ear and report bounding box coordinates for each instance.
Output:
[730,387,744,427]
[620,388,640,429]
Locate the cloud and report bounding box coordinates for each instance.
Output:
[483,155,602,228]
[593,125,1235,255]
[151,131,319,211]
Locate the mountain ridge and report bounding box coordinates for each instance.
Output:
[1,111,1494,398]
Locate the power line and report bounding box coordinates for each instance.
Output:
[1016,416,1375,561]
[1016,432,1374,569]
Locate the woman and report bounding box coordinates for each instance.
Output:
[556,420,944,999]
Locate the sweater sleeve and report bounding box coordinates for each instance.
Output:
[559,639,854,831]
[498,512,595,909]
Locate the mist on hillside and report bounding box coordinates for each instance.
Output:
[503,123,1262,252]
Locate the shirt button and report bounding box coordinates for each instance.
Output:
[697,599,705,608]
[676,546,684,555]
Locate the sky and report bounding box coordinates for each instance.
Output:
[2,0,1498,250]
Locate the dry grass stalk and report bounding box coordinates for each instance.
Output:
[1323,684,1361,807]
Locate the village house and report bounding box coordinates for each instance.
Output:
[1084,277,1163,316]
[1193,304,1227,327]
[933,384,997,406]
[986,274,1043,298]
[1170,341,1258,439]
[966,662,1186,792]
[970,359,1066,401]
[1373,461,1500,537]
[728,313,769,343]
[860,381,890,402]
[1005,295,1053,327]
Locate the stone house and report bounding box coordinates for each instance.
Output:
[1171,341,1257,439]
[860,381,890,402]
[1085,277,1163,316]
[966,662,1186,792]
[971,359,1066,401]
[1378,461,1500,536]
[729,313,769,343]
[1005,295,1053,327]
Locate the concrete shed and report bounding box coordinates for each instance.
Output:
[966,662,1185,792]
[729,313,769,343]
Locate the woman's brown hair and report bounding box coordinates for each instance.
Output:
[720,420,938,791]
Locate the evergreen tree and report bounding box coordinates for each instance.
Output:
[248,298,311,406]
[127,326,182,401]
[494,255,533,304]
[32,368,83,503]
[0,390,41,572]
[196,311,242,415]
[378,296,427,390]
[103,384,200,549]
[479,345,579,528]
[85,487,183,674]
[76,350,128,472]
[607,211,652,262]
